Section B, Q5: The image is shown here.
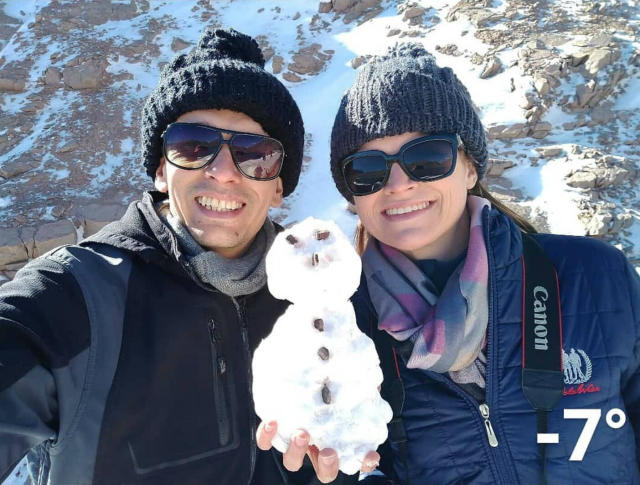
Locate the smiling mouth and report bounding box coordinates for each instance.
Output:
[384,201,430,216]
[196,196,245,212]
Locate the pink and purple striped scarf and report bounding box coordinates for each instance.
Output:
[362,196,490,373]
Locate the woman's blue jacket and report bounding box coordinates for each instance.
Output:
[352,207,640,485]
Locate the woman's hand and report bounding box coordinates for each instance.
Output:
[256,420,380,483]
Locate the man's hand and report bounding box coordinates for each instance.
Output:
[256,420,380,483]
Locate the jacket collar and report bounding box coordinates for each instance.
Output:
[483,206,525,271]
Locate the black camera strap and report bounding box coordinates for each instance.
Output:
[521,234,564,485]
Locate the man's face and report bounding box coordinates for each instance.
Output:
[154,109,284,259]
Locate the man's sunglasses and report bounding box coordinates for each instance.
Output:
[162,122,285,181]
[341,134,460,196]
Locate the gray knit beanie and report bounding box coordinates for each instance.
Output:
[141,27,304,197]
[330,44,488,202]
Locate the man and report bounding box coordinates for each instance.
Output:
[0,27,356,485]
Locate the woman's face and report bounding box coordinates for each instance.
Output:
[353,132,478,261]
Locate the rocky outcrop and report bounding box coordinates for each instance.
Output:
[0,0,639,282]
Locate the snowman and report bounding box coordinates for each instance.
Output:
[252,217,392,475]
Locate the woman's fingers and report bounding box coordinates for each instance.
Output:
[360,450,381,473]
[256,420,278,450]
[282,430,310,471]
[308,446,339,483]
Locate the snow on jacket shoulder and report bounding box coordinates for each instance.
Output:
[0,191,356,485]
[354,207,640,485]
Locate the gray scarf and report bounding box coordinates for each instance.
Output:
[157,202,276,297]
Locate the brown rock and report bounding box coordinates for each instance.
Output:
[486,158,515,177]
[318,1,332,13]
[282,71,303,83]
[32,220,77,257]
[436,44,462,56]
[525,106,544,124]
[403,6,426,21]
[0,155,40,179]
[63,58,108,90]
[262,47,275,63]
[288,44,330,76]
[566,171,597,189]
[80,203,126,237]
[585,211,612,236]
[536,147,563,158]
[171,37,190,52]
[44,67,62,85]
[333,0,357,12]
[351,55,369,69]
[480,57,503,79]
[534,77,550,97]
[519,92,537,110]
[530,121,552,139]
[387,28,401,37]
[584,48,619,76]
[0,228,29,268]
[0,77,26,92]
[487,123,527,140]
[272,55,284,75]
[590,102,614,124]
[570,50,590,67]
[575,80,597,108]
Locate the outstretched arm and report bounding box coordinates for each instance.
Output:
[0,257,90,480]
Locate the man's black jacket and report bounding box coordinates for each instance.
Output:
[0,191,356,485]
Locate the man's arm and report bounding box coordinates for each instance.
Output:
[0,256,91,479]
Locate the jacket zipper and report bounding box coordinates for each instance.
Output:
[231,297,257,485]
[479,403,499,447]
[208,319,231,446]
[482,208,519,484]
[423,370,503,482]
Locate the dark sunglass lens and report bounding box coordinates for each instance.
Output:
[231,134,284,179]
[343,155,388,195]
[404,139,454,180]
[164,124,221,168]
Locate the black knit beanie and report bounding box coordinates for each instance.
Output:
[141,27,304,197]
[330,44,488,202]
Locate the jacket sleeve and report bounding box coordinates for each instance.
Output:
[621,257,640,463]
[0,256,90,481]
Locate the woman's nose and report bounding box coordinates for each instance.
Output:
[384,162,416,193]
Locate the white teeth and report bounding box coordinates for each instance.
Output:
[197,196,243,212]
[385,202,429,216]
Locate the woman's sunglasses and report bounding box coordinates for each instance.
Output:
[161,122,285,181]
[341,134,459,196]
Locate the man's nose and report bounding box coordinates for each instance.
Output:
[203,144,242,182]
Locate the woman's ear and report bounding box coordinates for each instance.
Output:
[462,153,478,190]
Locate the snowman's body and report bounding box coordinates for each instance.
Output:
[252,217,392,475]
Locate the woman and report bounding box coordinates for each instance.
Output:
[329,44,640,485]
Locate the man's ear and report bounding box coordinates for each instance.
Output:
[270,177,284,208]
[154,158,168,192]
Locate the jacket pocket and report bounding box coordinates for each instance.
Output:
[209,318,231,447]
